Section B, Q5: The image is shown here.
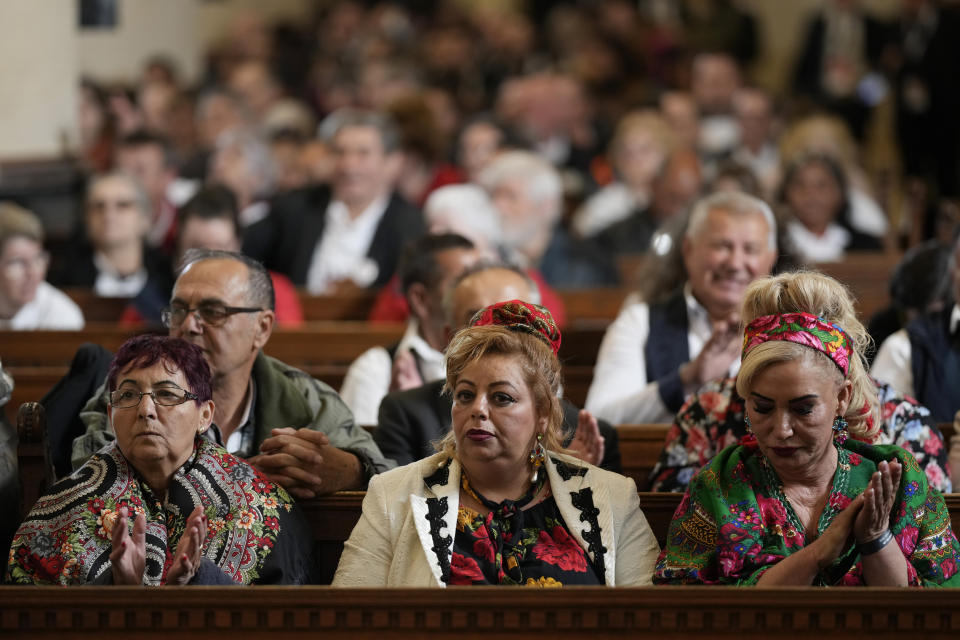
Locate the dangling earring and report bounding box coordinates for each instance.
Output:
[832,415,848,445]
[529,433,545,483]
[744,414,753,433]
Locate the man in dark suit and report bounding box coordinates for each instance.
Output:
[243,108,424,292]
[376,263,620,472]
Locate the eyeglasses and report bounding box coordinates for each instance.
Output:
[161,302,263,328]
[109,385,198,409]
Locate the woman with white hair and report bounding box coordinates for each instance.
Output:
[477,150,618,289]
[423,184,503,258]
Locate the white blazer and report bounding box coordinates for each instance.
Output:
[332,451,661,587]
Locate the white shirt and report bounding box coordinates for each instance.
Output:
[786,220,852,263]
[0,281,84,330]
[585,286,740,425]
[871,305,960,398]
[306,196,388,293]
[570,182,647,238]
[92,252,148,298]
[339,320,446,426]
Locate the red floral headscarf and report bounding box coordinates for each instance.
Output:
[469,299,562,356]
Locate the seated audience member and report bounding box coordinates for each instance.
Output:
[334,300,658,587]
[243,108,424,293]
[71,249,391,497]
[8,335,314,585]
[478,150,616,291]
[115,129,194,253]
[655,271,960,586]
[455,115,512,183]
[570,110,676,238]
[779,114,889,238]
[659,91,701,154]
[362,184,509,323]
[208,129,276,228]
[778,153,883,263]
[386,94,465,207]
[586,191,777,424]
[873,231,960,422]
[650,377,951,494]
[867,240,952,356]
[48,172,173,317]
[377,263,620,472]
[0,203,83,329]
[728,87,780,199]
[590,147,703,256]
[690,52,742,160]
[423,184,503,258]
[340,233,478,425]
[172,185,302,326]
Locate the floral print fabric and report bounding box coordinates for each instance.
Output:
[7,438,312,585]
[654,438,960,586]
[449,494,601,586]
[650,378,952,493]
[743,312,852,374]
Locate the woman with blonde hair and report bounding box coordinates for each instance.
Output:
[655,271,960,586]
[571,109,676,238]
[334,300,659,586]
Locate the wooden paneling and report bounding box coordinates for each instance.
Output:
[617,424,670,490]
[3,586,960,638]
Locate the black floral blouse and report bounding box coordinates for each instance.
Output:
[449,476,601,586]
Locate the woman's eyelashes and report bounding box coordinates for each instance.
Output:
[492,392,516,406]
[750,403,816,416]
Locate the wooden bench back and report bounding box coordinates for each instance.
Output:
[4,584,959,637]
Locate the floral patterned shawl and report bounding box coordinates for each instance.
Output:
[7,438,313,585]
[654,438,960,586]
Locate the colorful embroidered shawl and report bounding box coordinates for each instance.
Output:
[7,438,310,585]
[654,439,960,586]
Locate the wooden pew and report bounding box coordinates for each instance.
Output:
[295,288,630,325]
[4,585,960,638]
[62,289,132,323]
[297,289,379,321]
[0,323,608,369]
[816,253,900,322]
[557,288,628,324]
[616,424,670,490]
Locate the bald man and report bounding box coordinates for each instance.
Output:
[374,263,620,471]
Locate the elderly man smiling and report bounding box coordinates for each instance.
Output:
[585,191,778,424]
[72,249,392,497]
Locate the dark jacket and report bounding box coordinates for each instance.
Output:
[243,185,424,288]
[375,379,622,473]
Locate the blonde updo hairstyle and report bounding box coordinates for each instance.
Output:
[436,325,566,459]
[735,271,880,441]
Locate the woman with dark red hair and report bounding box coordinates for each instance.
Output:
[7,335,313,585]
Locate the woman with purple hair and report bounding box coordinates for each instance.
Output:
[8,335,313,585]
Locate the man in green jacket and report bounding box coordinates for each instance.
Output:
[72,249,392,497]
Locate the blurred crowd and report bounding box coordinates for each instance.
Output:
[3,0,960,330]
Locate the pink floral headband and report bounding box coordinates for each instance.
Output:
[742,312,852,375]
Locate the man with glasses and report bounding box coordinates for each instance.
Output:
[0,202,83,329]
[72,249,391,497]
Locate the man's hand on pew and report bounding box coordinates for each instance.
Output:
[568,409,605,467]
[249,427,364,498]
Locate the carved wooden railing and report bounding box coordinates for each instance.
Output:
[2,586,959,638]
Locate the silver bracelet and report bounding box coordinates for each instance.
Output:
[857,529,894,556]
